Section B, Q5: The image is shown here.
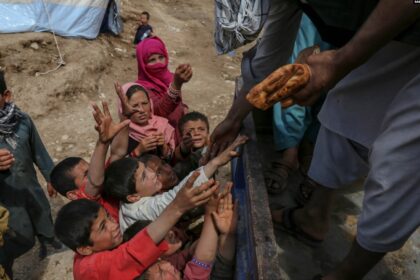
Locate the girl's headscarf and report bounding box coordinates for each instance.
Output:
[119,82,175,152]
[135,37,173,97]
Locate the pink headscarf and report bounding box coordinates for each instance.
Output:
[136,37,174,97]
[119,82,175,152]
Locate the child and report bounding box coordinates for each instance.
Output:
[104,135,247,232]
[114,82,175,160]
[0,70,58,272]
[138,154,179,191]
[133,11,154,45]
[145,188,237,279]
[50,102,130,222]
[136,37,192,140]
[173,111,210,178]
[54,173,219,280]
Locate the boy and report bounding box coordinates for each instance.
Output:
[0,70,58,274]
[104,135,247,232]
[133,11,153,45]
[138,154,179,191]
[173,111,210,179]
[50,102,130,222]
[54,173,219,280]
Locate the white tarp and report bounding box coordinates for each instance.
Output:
[0,0,121,39]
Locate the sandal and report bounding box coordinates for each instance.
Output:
[272,206,323,247]
[264,159,296,194]
[295,177,317,206]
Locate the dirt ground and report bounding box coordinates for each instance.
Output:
[1,0,241,279]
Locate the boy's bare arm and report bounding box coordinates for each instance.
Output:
[191,181,231,264]
[109,124,129,162]
[203,135,248,178]
[85,102,129,197]
[146,172,218,243]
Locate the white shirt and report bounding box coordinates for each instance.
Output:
[119,167,209,233]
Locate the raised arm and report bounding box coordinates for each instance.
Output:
[151,64,192,117]
[203,135,248,178]
[85,102,130,197]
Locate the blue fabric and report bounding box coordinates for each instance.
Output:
[0,0,121,39]
[272,14,329,150]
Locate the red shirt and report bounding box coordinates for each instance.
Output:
[73,229,168,280]
[75,179,120,223]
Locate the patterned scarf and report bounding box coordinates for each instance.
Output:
[0,102,23,149]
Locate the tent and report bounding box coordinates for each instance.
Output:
[0,0,122,39]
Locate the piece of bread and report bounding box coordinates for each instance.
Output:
[246,63,311,110]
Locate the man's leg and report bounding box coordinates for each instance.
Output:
[324,74,420,279]
[272,126,369,240]
[323,240,385,280]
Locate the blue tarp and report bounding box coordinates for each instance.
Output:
[0,0,122,39]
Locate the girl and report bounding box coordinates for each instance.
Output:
[136,36,192,142]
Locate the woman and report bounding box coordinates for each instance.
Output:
[136,37,192,142]
[116,82,176,161]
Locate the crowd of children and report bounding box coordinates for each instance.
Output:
[0,10,246,280]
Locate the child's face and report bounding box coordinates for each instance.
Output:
[84,207,123,253]
[140,14,149,25]
[146,156,179,191]
[128,91,151,126]
[70,159,90,188]
[182,120,209,149]
[134,162,163,197]
[147,53,166,66]
[147,260,181,280]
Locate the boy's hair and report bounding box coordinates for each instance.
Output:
[0,70,6,95]
[178,111,210,133]
[50,157,83,196]
[141,11,150,20]
[137,153,156,165]
[126,85,149,101]
[123,220,152,242]
[104,157,139,203]
[55,199,100,251]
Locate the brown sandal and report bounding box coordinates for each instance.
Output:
[295,177,317,206]
[264,160,296,194]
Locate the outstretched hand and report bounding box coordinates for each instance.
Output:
[180,132,193,154]
[173,64,193,89]
[92,101,130,144]
[211,134,248,167]
[211,192,237,235]
[206,182,233,214]
[114,82,138,118]
[173,172,219,213]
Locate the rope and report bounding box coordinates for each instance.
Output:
[36,0,66,76]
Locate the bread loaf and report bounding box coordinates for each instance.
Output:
[246,63,310,110]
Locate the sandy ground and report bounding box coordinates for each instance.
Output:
[1,0,241,279]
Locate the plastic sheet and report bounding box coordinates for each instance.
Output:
[0,0,122,39]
